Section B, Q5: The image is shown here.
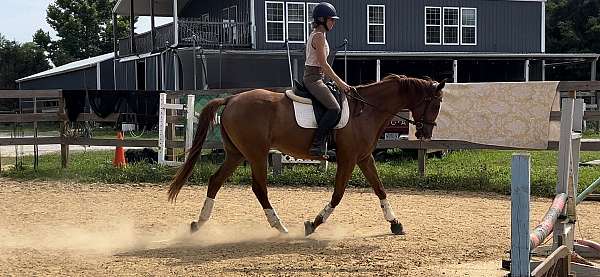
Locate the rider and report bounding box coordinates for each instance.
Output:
[305,2,351,157]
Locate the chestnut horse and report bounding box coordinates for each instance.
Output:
[168,75,445,236]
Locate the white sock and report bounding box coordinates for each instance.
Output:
[380,198,397,222]
[199,197,215,221]
[264,209,288,233]
[318,203,335,223]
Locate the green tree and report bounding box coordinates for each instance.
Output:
[33,29,52,54]
[0,34,51,89]
[546,0,600,80]
[45,0,131,66]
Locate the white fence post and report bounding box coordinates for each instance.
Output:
[185,94,196,160]
[554,96,575,252]
[572,99,584,201]
[159,93,195,165]
[524,60,530,82]
[376,59,381,82]
[158,93,167,164]
[453,60,458,83]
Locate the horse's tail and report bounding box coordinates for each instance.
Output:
[168,96,230,202]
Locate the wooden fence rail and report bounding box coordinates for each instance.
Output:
[0,81,599,170]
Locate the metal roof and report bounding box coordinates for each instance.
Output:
[16,53,114,83]
[113,0,192,16]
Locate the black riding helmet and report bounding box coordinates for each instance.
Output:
[313,2,339,31]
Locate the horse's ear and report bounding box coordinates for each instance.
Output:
[437,79,447,91]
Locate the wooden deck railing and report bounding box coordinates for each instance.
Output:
[118,19,252,56]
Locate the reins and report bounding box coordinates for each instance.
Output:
[345,87,438,129]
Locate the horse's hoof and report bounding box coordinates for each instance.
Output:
[275,224,289,234]
[277,229,290,237]
[390,222,405,235]
[190,221,199,234]
[304,221,316,237]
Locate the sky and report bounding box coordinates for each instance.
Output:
[0,0,171,43]
[0,0,56,42]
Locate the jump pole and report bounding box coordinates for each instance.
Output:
[576,177,600,205]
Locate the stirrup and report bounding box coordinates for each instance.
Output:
[324,149,336,162]
[309,142,332,159]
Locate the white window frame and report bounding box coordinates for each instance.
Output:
[442,7,459,45]
[286,2,306,43]
[201,13,209,22]
[367,5,385,45]
[230,5,238,21]
[265,1,285,43]
[424,6,442,45]
[222,7,229,21]
[460,7,477,46]
[306,2,319,38]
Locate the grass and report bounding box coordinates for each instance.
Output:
[1,149,599,197]
[584,130,600,139]
[583,123,600,139]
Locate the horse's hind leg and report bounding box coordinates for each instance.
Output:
[248,156,289,234]
[191,149,244,233]
[357,155,404,235]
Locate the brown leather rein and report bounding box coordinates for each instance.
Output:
[345,86,441,130]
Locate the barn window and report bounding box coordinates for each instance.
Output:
[367,5,385,44]
[306,3,319,38]
[461,8,477,45]
[425,7,441,45]
[286,2,306,43]
[265,1,285,42]
[443,7,459,45]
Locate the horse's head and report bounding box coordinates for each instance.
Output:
[410,78,446,140]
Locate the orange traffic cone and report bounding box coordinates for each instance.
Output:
[113,131,127,168]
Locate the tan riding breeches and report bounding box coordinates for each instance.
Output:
[303,66,341,112]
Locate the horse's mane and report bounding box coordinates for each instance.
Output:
[356,74,430,92]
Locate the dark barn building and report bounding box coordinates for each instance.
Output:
[107,0,597,92]
[17,53,115,90]
[16,0,599,99]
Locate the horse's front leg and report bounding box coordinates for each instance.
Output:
[358,155,405,235]
[304,159,355,236]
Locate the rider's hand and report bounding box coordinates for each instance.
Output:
[337,80,351,93]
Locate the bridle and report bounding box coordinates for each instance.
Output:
[409,90,443,132]
[346,84,442,132]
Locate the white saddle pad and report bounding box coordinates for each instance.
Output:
[288,90,350,129]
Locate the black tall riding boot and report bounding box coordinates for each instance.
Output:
[309,109,339,157]
[309,127,329,157]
